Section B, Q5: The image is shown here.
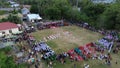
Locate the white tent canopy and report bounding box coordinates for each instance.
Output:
[27,14,42,22]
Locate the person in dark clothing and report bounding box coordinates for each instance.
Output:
[35,64,38,68]
[107,60,111,66]
[115,61,117,64]
[74,63,76,68]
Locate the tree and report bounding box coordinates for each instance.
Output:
[64,7,89,22]
[29,0,54,15]
[82,2,106,20]
[31,0,72,20]
[68,0,77,6]
[99,3,120,30]
[30,5,39,13]
[0,47,27,68]
[0,18,8,22]
[79,0,92,9]
[45,6,61,20]
[17,0,120,31]
[76,0,108,27]
[0,47,16,68]
[7,14,22,24]
[0,10,7,15]
[54,0,71,17]
[1,46,12,54]
[116,0,120,3]
[0,0,10,8]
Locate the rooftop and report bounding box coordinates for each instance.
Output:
[27,14,42,20]
[0,22,18,31]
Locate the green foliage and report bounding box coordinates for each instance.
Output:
[18,0,38,5]
[29,0,72,20]
[83,3,105,18]
[0,11,7,15]
[79,0,93,8]
[11,9,19,14]
[0,49,15,68]
[0,0,10,8]
[80,0,106,25]
[7,14,22,24]
[0,47,27,68]
[30,5,39,14]
[64,7,89,22]
[19,0,120,30]
[0,14,22,24]
[54,0,71,18]
[0,46,12,54]
[99,3,120,30]
[68,0,77,6]
[0,18,8,22]
[45,6,61,20]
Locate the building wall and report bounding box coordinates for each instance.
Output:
[0,28,20,37]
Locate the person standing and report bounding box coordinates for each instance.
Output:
[84,64,89,68]
[49,61,53,68]
[74,63,76,68]
[35,63,38,68]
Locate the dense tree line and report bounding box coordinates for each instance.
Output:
[19,0,120,30]
[99,3,120,30]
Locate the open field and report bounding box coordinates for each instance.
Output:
[31,25,120,68]
[31,25,102,52]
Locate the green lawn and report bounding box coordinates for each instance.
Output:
[31,26,102,52]
[31,25,120,68]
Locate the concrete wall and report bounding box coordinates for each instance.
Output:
[0,28,20,37]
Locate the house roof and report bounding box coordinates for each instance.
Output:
[21,8,30,15]
[11,4,20,7]
[0,22,18,31]
[92,0,114,3]
[27,14,42,20]
[22,5,31,9]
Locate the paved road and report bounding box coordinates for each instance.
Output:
[0,42,14,49]
[0,8,20,11]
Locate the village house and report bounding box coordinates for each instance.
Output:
[26,14,42,23]
[0,22,22,37]
[8,1,20,8]
[21,7,30,20]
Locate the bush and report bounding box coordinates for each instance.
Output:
[0,10,7,15]
[0,46,12,54]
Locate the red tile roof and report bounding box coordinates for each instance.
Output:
[0,22,18,30]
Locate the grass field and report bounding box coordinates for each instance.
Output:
[31,26,102,52]
[31,25,120,68]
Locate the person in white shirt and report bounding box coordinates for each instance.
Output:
[84,64,90,68]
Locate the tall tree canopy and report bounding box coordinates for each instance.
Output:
[99,4,120,30]
[20,0,120,30]
[7,14,22,24]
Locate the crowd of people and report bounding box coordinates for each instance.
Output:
[17,27,119,68]
[37,20,69,30]
[3,21,119,68]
